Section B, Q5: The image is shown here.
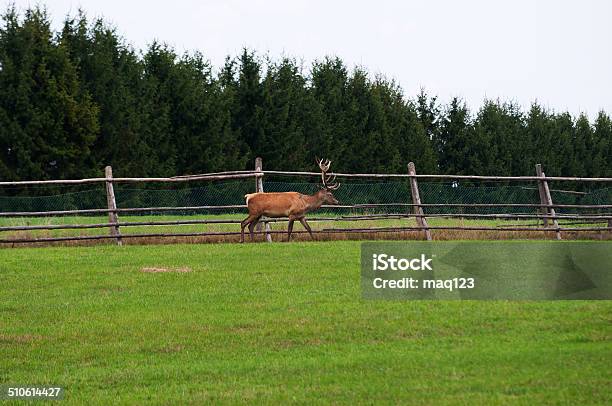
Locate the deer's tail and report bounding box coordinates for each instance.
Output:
[244,193,257,205]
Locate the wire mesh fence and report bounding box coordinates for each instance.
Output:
[1,180,610,214]
[0,166,611,246]
[0,187,107,212]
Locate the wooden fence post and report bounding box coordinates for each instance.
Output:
[535,164,549,227]
[254,157,272,242]
[408,162,432,241]
[542,171,562,240]
[105,166,122,246]
[535,164,561,240]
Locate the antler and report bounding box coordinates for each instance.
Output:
[316,157,341,190]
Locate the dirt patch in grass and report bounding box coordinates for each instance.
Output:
[274,337,326,350]
[96,286,130,296]
[155,344,185,353]
[226,323,260,334]
[140,266,192,273]
[0,333,43,344]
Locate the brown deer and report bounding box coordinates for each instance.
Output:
[240,158,341,242]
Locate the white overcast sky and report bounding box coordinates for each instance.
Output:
[5,0,612,117]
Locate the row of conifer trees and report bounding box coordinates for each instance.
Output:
[0,7,610,184]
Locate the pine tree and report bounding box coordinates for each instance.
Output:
[61,13,151,176]
[438,98,474,175]
[527,104,556,174]
[140,42,178,176]
[343,68,376,172]
[416,88,440,146]
[551,112,576,176]
[309,57,348,169]
[473,100,526,176]
[573,114,592,177]
[0,6,98,181]
[593,112,611,177]
[259,58,308,170]
[376,81,436,173]
[233,49,264,164]
[217,56,250,169]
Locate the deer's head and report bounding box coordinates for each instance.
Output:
[317,158,340,205]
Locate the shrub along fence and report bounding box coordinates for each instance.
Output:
[0,158,611,246]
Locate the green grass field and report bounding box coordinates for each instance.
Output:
[1,241,610,404]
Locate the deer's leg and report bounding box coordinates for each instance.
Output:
[248,215,262,241]
[299,217,314,240]
[287,219,295,241]
[241,214,258,243]
[287,214,301,241]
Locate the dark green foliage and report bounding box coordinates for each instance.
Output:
[473,100,526,176]
[0,6,610,184]
[437,98,474,175]
[593,112,612,177]
[0,6,98,181]
[60,12,147,176]
[259,58,309,170]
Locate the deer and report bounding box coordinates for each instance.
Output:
[240,158,341,242]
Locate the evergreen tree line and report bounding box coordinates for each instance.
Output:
[0,7,610,183]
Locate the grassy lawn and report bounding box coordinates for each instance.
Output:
[0,241,610,404]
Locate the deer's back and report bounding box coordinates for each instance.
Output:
[245,192,306,217]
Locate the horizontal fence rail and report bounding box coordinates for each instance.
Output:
[1,159,610,246]
[3,171,612,186]
[2,213,611,233]
[0,172,260,186]
[2,226,611,245]
[260,170,612,182]
[2,203,612,218]
[0,205,248,217]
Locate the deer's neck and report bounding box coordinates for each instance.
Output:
[303,192,325,212]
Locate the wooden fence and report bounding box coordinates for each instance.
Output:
[1,159,611,245]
